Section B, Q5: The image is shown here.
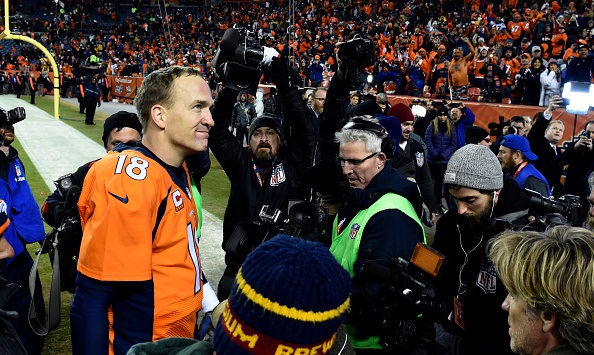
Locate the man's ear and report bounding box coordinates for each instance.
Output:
[150,105,166,129]
[540,311,558,333]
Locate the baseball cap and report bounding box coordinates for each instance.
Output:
[501,134,538,161]
[532,45,541,52]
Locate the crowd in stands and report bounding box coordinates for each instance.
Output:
[0,0,593,106]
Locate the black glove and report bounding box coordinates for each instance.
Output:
[433,153,444,162]
[267,57,291,92]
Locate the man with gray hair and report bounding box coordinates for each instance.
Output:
[432,144,530,355]
[489,226,594,355]
[330,117,424,352]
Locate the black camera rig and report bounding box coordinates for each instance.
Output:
[211,27,278,94]
[350,243,450,353]
[225,201,329,260]
[0,107,26,127]
[512,188,583,231]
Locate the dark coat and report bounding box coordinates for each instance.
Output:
[338,165,424,335]
[209,85,316,265]
[527,112,563,196]
[432,176,530,355]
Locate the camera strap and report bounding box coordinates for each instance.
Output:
[28,230,62,336]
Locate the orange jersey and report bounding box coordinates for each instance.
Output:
[78,147,204,339]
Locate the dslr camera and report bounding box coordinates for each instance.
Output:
[0,107,26,127]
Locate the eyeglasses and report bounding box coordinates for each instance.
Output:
[337,152,379,167]
[483,138,491,143]
[313,97,326,101]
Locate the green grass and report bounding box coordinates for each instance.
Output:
[21,96,231,354]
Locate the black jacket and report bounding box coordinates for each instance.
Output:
[432,176,530,355]
[210,85,316,264]
[396,137,438,213]
[527,112,563,196]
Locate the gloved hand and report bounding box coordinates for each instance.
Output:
[433,153,444,162]
[267,56,291,92]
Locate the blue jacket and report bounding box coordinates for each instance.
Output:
[0,147,45,265]
[515,163,550,196]
[308,63,324,83]
[424,121,457,164]
[454,107,476,148]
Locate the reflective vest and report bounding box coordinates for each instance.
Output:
[330,192,424,349]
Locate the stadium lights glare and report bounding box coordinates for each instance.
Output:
[562,81,594,115]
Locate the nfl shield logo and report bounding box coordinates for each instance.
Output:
[270,163,287,186]
[415,152,424,167]
[349,223,361,239]
[476,260,497,294]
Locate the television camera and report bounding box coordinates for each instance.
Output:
[225,201,329,260]
[0,107,26,127]
[210,27,279,95]
[350,243,450,353]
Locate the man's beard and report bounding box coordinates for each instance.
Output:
[251,142,275,161]
[456,195,494,230]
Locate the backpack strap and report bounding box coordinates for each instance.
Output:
[28,229,61,336]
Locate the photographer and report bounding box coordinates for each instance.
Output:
[41,112,143,230]
[209,56,316,300]
[560,120,594,219]
[527,95,565,197]
[0,109,46,355]
[432,145,530,355]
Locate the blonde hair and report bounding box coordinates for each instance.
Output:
[488,226,594,353]
[432,116,453,136]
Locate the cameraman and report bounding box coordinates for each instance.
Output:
[432,145,530,355]
[41,111,143,229]
[330,118,424,353]
[0,113,46,355]
[209,56,317,300]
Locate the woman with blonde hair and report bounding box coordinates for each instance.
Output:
[424,105,457,213]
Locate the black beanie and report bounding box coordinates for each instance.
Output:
[102,111,143,148]
[464,125,489,145]
[352,100,383,117]
[248,114,284,142]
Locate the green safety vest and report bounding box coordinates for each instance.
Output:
[329,192,425,349]
[190,176,203,238]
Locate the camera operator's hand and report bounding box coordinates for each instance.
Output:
[575,134,593,151]
[267,56,291,92]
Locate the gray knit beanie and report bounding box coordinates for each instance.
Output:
[444,145,503,191]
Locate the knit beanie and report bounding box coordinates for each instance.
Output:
[444,144,503,190]
[388,102,415,124]
[212,234,351,355]
[352,100,383,117]
[248,113,284,142]
[464,126,490,145]
[101,111,143,148]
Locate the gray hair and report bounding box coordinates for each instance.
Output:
[334,118,383,153]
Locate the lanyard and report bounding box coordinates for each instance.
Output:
[513,161,529,179]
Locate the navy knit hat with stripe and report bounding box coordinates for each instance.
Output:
[212,234,351,354]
